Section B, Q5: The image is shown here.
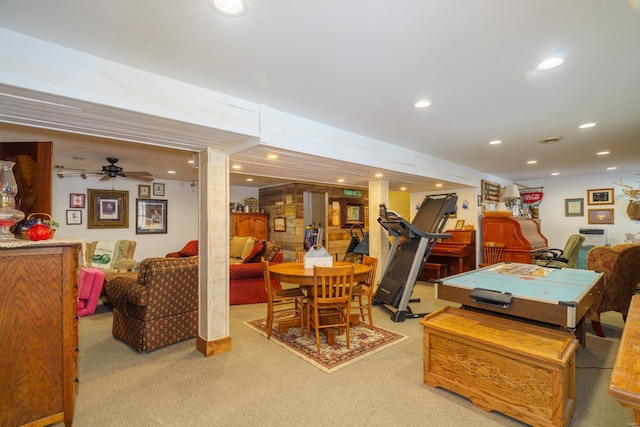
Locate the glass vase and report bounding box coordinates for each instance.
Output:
[0,160,25,239]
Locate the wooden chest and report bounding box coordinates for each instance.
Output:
[420,307,578,427]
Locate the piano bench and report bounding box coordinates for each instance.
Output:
[419,262,449,282]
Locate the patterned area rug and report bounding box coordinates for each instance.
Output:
[244,312,409,373]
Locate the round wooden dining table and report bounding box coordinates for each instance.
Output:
[268,261,372,344]
[268,261,371,286]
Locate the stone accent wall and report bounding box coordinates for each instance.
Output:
[259,183,368,262]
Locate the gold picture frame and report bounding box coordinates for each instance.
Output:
[587,188,614,205]
[588,208,614,224]
[138,184,151,198]
[88,189,129,229]
[455,220,465,230]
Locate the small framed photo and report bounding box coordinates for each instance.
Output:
[455,219,465,230]
[564,198,584,217]
[153,183,165,197]
[66,210,82,225]
[588,208,614,224]
[70,193,85,208]
[274,217,286,232]
[587,188,614,205]
[136,198,168,234]
[138,184,151,198]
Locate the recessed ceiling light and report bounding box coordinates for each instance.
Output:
[267,154,278,159]
[400,187,407,191]
[435,183,443,187]
[232,164,242,169]
[246,178,253,182]
[414,99,432,108]
[527,160,538,164]
[550,172,560,176]
[579,122,597,129]
[375,173,383,178]
[337,178,345,183]
[188,160,194,164]
[168,170,176,174]
[606,167,617,170]
[489,140,502,145]
[597,151,610,156]
[207,0,247,16]
[537,57,564,70]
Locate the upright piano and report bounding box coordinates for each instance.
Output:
[420,230,476,280]
[481,215,548,264]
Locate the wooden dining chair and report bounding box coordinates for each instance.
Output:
[306,264,355,352]
[351,255,378,328]
[262,258,306,339]
[480,241,506,267]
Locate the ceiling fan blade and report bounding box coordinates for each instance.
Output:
[125,171,153,176]
[123,174,154,182]
[99,174,112,181]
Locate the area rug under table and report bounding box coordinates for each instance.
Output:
[244,312,409,373]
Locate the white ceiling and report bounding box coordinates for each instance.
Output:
[1,1,639,191]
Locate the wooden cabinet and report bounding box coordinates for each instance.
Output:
[481,215,548,264]
[231,213,269,240]
[0,241,80,427]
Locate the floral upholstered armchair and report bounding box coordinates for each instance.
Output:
[586,244,640,337]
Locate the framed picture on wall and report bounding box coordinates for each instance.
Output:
[564,198,584,217]
[481,179,501,203]
[588,208,614,224]
[273,217,286,232]
[70,193,85,208]
[587,188,614,205]
[340,198,364,228]
[153,182,165,197]
[87,189,129,229]
[136,199,168,234]
[138,184,151,198]
[66,210,82,225]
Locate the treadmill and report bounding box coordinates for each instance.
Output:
[373,193,458,321]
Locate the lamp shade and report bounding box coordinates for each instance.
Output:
[503,184,520,199]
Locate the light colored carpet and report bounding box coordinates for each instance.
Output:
[56,282,632,426]
[243,312,408,373]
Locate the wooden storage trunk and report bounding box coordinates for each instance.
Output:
[420,307,578,427]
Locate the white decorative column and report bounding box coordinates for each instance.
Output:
[368,179,389,285]
[196,148,232,356]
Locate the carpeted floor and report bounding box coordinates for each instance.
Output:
[55,282,632,426]
[244,312,408,373]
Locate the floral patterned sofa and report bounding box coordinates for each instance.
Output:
[586,243,640,337]
[166,237,283,305]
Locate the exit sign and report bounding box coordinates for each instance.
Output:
[343,189,362,197]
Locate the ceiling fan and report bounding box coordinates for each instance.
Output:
[98,157,153,182]
[55,157,154,182]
